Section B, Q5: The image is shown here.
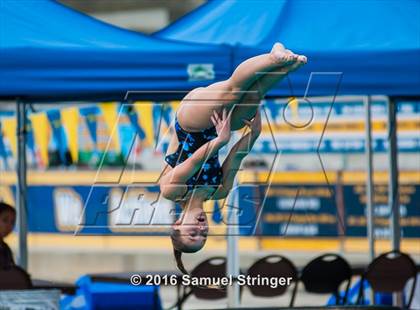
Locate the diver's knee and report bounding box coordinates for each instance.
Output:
[225,79,242,102]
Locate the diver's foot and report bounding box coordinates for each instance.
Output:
[270,42,297,65]
[284,54,308,72]
[271,42,285,54]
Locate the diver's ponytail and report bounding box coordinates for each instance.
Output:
[173,247,189,275]
[170,226,224,291]
[171,238,226,292]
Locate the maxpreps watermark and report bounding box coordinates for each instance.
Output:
[130,274,293,289]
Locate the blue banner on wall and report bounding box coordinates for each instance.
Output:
[256,99,420,154]
[238,183,420,238]
[3,182,419,238]
[7,185,174,235]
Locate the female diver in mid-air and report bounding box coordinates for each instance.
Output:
[158,42,307,274]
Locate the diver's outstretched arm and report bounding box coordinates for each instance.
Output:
[159,109,232,200]
[213,109,262,199]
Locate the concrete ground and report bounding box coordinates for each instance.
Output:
[24,249,418,309]
[6,234,419,309]
[159,283,330,309]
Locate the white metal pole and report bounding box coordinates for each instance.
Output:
[227,179,240,307]
[16,99,28,269]
[364,96,375,261]
[387,97,400,251]
[387,97,402,307]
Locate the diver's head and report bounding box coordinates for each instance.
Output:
[171,197,208,273]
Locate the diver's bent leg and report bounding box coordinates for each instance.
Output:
[229,57,307,131]
[228,42,299,90]
[176,80,240,131]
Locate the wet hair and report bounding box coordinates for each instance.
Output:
[171,228,225,292]
[170,200,214,289]
[0,202,16,217]
[173,248,189,275]
[171,228,200,275]
[170,199,201,275]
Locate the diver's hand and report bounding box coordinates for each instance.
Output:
[211,108,231,146]
[242,108,262,141]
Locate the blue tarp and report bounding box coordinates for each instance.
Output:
[156,0,420,96]
[0,0,232,101]
[61,275,162,309]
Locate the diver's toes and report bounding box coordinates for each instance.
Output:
[298,55,307,64]
[273,51,288,64]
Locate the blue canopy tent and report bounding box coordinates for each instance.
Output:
[0,0,233,270]
[156,0,420,97]
[156,1,420,306]
[0,0,232,102]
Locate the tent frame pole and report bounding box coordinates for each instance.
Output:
[16,99,28,270]
[387,97,402,307]
[227,179,240,307]
[387,97,400,251]
[364,95,375,261]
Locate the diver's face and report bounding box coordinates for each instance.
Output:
[0,211,15,239]
[174,207,208,251]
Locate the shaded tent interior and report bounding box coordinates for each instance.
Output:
[0,0,232,102]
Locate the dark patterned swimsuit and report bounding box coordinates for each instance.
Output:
[165,116,223,200]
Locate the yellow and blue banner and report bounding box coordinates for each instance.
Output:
[25,115,37,161]
[123,105,146,142]
[30,112,50,167]
[0,98,419,169]
[99,103,120,153]
[0,121,8,168]
[61,107,79,163]
[1,117,17,158]
[46,109,68,164]
[80,106,99,151]
[256,98,420,154]
[133,102,154,146]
